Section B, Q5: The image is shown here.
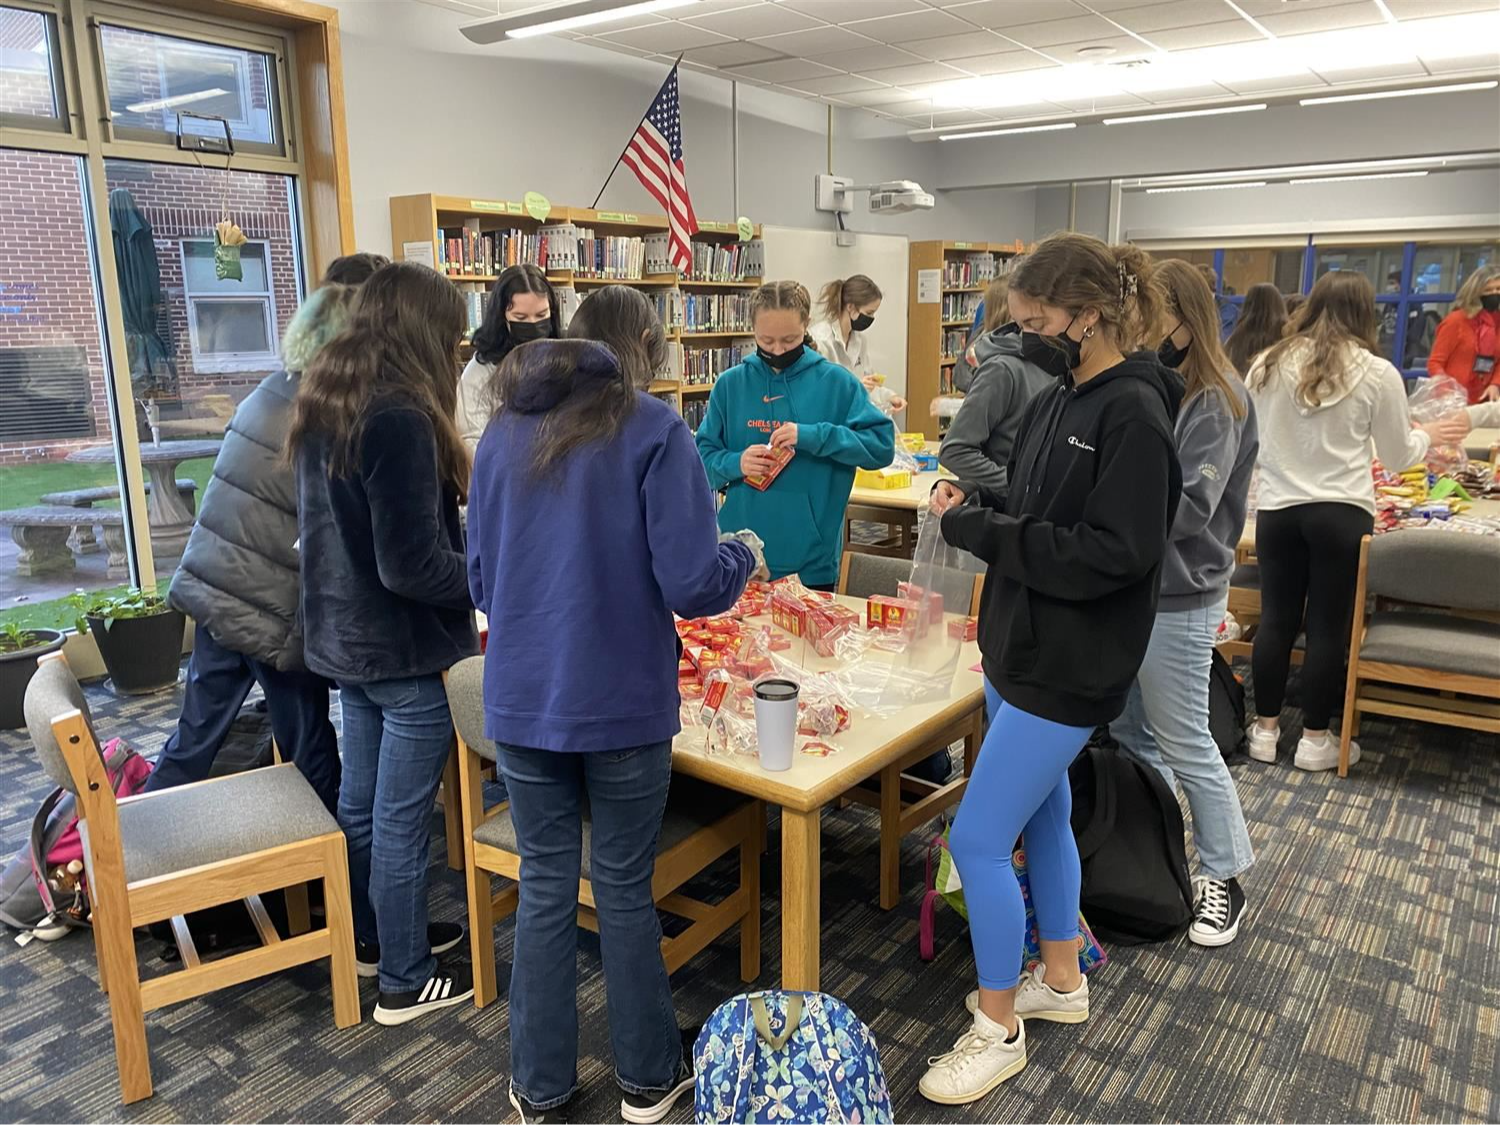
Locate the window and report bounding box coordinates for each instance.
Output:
[1314,245,1406,295]
[0,6,66,126]
[180,239,278,371]
[1411,242,1498,294]
[1222,248,1304,297]
[99,23,279,152]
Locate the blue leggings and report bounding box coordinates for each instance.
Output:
[950,681,1093,991]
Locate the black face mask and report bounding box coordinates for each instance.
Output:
[1036,314,1083,376]
[1482,294,1500,313]
[758,342,804,371]
[507,320,552,345]
[1158,333,1190,369]
[1019,331,1072,379]
[850,312,875,332]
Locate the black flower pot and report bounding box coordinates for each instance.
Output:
[0,629,67,730]
[87,610,186,695]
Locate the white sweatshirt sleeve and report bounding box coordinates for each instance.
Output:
[1369,361,1431,471]
[456,357,493,453]
[1467,400,1500,429]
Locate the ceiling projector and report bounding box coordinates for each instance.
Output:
[815,174,935,216]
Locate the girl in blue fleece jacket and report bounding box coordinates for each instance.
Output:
[695,280,895,588]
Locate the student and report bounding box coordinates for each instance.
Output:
[289,262,478,1025]
[809,274,907,414]
[467,287,756,1124]
[150,253,383,811]
[696,280,895,590]
[1246,271,1465,770]
[951,275,1014,396]
[1225,283,1288,378]
[1428,265,1500,403]
[922,234,1181,1105]
[1110,259,1259,948]
[457,263,561,450]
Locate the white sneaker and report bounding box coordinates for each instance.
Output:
[1294,732,1360,772]
[964,963,1089,1024]
[919,1011,1026,1106]
[1247,724,1279,763]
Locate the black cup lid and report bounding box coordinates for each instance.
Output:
[753,678,800,702]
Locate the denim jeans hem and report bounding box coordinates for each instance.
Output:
[511,1080,579,1112]
[616,1065,686,1098]
[1199,856,1254,883]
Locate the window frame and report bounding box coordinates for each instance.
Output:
[0,1,72,135]
[178,236,280,373]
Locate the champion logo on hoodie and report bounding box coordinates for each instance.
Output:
[1068,435,1096,452]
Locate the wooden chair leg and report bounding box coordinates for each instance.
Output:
[739,805,762,982]
[322,837,361,1029]
[878,762,902,911]
[95,896,152,1103]
[468,863,498,1008]
[285,882,311,936]
[441,747,463,872]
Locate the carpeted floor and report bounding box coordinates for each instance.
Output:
[0,665,1496,1124]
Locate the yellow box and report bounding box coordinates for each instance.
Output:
[899,432,927,452]
[856,467,913,490]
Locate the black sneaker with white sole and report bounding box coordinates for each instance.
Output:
[620,1027,698,1124]
[373,962,474,1026]
[509,1084,571,1123]
[355,921,465,978]
[1190,876,1246,947]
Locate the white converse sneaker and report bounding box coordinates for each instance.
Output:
[1189,876,1246,947]
[964,963,1089,1024]
[1247,724,1279,763]
[1294,732,1360,772]
[919,1011,1026,1106]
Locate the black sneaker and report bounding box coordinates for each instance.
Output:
[1190,876,1246,947]
[355,921,465,978]
[372,962,474,1026]
[620,1027,698,1124]
[508,1084,571,1123]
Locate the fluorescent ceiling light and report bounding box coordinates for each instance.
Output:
[125,89,227,114]
[1105,103,1267,125]
[1301,81,1498,106]
[461,0,700,43]
[1123,152,1496,188]
[939,122,1077,141]
[1145,181,1268,194]
[1288,170,1430,185]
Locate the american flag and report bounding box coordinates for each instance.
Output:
[620,63,698,274]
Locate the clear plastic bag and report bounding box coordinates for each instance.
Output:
[1408,375,1470,475]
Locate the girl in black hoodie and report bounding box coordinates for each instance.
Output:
[919,234,1182,1106]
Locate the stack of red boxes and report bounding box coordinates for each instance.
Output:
[770,584,861,657]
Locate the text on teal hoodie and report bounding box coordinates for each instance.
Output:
[695,349,895,585]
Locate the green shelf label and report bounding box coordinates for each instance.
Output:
[597,211,640,224]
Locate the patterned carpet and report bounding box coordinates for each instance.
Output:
[0,664,1496,1124]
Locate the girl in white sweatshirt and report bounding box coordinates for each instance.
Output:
[1246,271,1463,771]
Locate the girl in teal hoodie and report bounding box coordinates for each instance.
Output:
[695,281,896,587]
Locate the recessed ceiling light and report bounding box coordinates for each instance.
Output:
[1076,45,1117,58]
[1300,81,1498,106]
[938,122,1078,141]
[1104,103,1267,124]
[1145,181,1269,194]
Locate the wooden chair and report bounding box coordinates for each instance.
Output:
[23,653,359,1104]
[837,552,987,909]
[442,657,762,1008]
[1220,561,1304,667]
[1339,533,1500,777]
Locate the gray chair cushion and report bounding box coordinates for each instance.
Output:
[23,657,99,795]
[1367,533,1500,612]
[474,777,748,877]
[445,656,495,763]
[843,554,913,601]
[1359,611,1500,678]
[119,766,339,884]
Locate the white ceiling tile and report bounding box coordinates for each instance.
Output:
[809,43,927,70]
[1077,0,1216,10]
[1103,0,1243,34]
[1143,21,1265,50]
[778,72,890,95]
[685,4,825,39]
[842,8,978,43]
[1383,0,1500,15]
[1232,0,1363,12]
[1046,34,1156,59]
[723,56,844,82]
[874,97,941,115]
[1312,60,1432,83]
[1255,2,1388,36]
[1044,91,1153,111]
[769,84,820,99]
[835,84,934,105]
[927,108,1004,124]
[943,0,1091,30]
[577,38,657,58]
[903,30,1025,61]
[681,40,787,67]
[751,25,878,56]
[780,0,928,22]
[1002,12,1144,47]
[563,13,666,35]
[863,60,973,85]
[1423,53,1500,74]
[1209,70,1320,93]
[1129,82,1243,104]
[596,22,736,51]
[952,50,1058,75]
[675,0,764,11]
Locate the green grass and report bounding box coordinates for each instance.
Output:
[1,586,134,633]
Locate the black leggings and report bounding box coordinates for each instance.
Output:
[1251,503,1374,730]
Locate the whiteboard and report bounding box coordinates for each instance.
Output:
[762,226,910,398]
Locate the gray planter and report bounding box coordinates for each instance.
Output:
[1,629,67,730]
[87,610,186,695]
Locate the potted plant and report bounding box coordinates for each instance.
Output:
[68,589,186,695]
[0,621,68,730]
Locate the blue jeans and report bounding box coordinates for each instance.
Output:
[337,674,454,992]
[951,681,1091,992]
[1109,597,1255,882]
[499,742,679,1110]
[146,624,340,813]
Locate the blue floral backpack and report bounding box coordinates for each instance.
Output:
[694,990,892,1124]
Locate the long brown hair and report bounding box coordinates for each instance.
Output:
[1159,259,1247,419]
[981,274,1011,333]
[1010,231,1165,353]
[1249,270,1378,409]
[1225,283,1288,377]
[287,261,469,495]
[496,337,639,481]
[817,274,881,322]
[567,284,667,386]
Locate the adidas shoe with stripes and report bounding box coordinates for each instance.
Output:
[373,964,474,1026]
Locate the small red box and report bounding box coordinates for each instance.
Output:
[744,446,795,491]
[948,616,978,642]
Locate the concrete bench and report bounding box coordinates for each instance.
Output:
[0,506,127,579]
[38,479,196,555]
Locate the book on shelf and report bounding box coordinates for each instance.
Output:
[543,223,649,280]
[682,341,753,385]
[941,292,983,322]
[942,328,968,358]
[663,340,684,380]
[683,291,752,333]
[557,286,581,329]
[439,220,548,276]
[644,234,766,282]
[682,398,708,431]
[942,252,1001,289]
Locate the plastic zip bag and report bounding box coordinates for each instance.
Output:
[1408,375,1469,475]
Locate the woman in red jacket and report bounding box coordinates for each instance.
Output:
[1428,265,1500,403]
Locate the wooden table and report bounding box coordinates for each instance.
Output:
[66,439,222,559]
[670,596,984,990]
[844,446,955,559]
[1467,427,1500,461]
[1238,495,1500,563]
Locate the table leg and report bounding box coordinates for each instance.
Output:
[879,762,902,911]
[781,807,821,991]
[142,462,194,559]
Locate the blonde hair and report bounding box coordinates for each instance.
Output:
[981,275,1011,333]
[281,284,357,374]
[817,275,881,322]
[1010,232,1165,352]
[1249,270,1378,409]
[1158,260,1246,419]
[1455,264,1500,316]
[751,280,812,325]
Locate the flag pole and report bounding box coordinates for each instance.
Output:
[590,55,684,211]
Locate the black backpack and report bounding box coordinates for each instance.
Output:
[1069,735,1194,944]
[1209,650,1247,760]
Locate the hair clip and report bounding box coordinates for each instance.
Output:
[1117,263,1138,306]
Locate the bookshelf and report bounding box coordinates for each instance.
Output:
[905,239,1027,440]
[388,194,764,419]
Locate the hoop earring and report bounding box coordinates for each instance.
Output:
[1083,325,1096,339]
